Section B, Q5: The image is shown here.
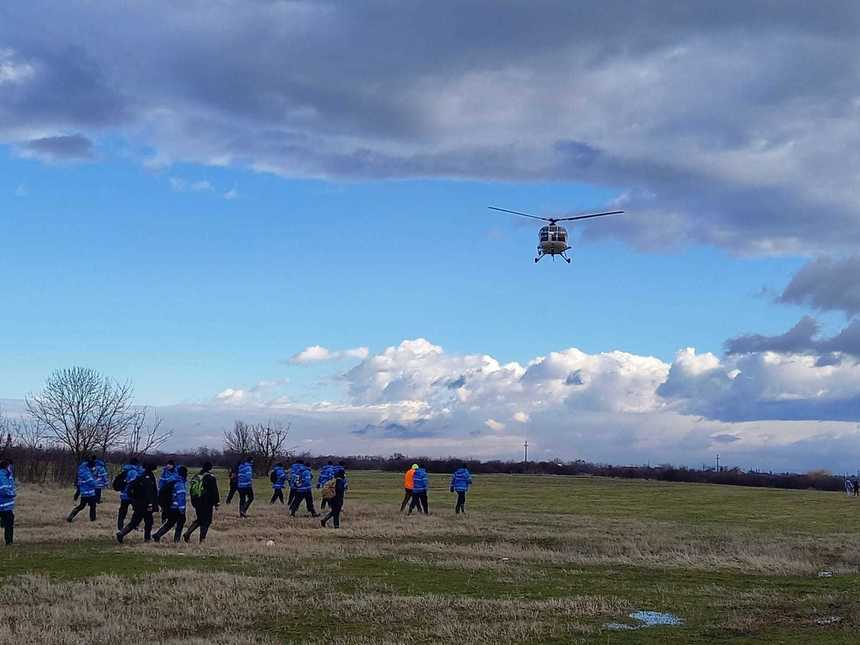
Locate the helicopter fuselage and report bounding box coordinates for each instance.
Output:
[538,224,570,256]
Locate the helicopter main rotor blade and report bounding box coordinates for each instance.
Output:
[488,206,551,222]
[556,210,624,222]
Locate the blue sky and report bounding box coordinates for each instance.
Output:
[1,144,811,405]
[3,2,860,470]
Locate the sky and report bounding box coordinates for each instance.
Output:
[2,1,860,472]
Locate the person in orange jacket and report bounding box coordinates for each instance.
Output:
[399,464,418,512]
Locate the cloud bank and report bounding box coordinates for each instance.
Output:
[4,3,860,253]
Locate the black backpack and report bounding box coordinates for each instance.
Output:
[112,471,126,492]
[158,481,174,509]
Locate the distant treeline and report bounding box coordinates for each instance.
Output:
[0,442,850,492]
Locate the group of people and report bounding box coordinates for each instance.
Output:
[0,456,474,546]
[845,478,860,496]
[399,464,473,515]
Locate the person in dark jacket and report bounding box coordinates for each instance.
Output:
[320,469,347,529]
[67,456,99,522]
[183,462,220,543]
[237,457,254,518]
[117,458,143,531]
[153,466,188,543]
[289,464,319,517]
[450,465,473,514]
[116,462,159,543]
[225,464,238,504]
[408,467,429,515]
[0,460,15,545]
[270,463,287,504]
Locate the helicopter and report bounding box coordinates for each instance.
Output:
[489,205,624,263]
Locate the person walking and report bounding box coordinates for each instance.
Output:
[153,466,188,543]
[289,463,319,517]
[225,464,239,504]
[68,456,99,523]
[320,469,347,529]
[317,461,335,510]
[116,458,143,531]
[408,466,429,515]
[0,460,15,545]
[400,464,418,512]
[854,479,859,497]
[116,462,159,543]
[450,464,473,514]
[159,460,180,522]
[270,463,287,504]
[288,460,303,508]
[183,462,220,543]
[93,458,109,504]
[237,457,254,518]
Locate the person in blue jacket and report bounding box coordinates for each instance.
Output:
[450,465,473,514]
[0,460,16,545]
[237,457,254,518]
[270,463,287,504]
[317,461,335,509]
[408,466,429,515]
[93,458,109,504]
[289,464,319,517]
[288,460,303,508]
[117,458,143,531]
[159,460,180,522]
[153,466,188,543]
[67,456,99,522]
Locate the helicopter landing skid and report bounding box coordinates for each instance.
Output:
[535,253,571,264]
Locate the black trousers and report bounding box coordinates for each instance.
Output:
[184,503,214,542]
[120,509,154,541]
[321,502,342,528]
[238,487,254,516]
[69,496,97,522]
[287,489,297,507]
[225,482,238,504]
[270,489,284,504]
[400,488,413,511]
[455,491,467,513]
[154,509,186,542]
[408,491,428,514]
[289,491,317,516]
[117,499,132,531]
[321,492,328,510]
[0,510,13,545]
[94,488,103,504]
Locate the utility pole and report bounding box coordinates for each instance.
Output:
[523,440,529,465]
[715,453,720,472]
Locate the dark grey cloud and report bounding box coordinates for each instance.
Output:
[726,316,860,358]
[22,133,93,160]
[779,256,860,316]
[3,2,860,252]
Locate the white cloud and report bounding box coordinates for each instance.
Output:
[289,345,369,365]
[485,418,505,432]
[223,187,238,200]
[513,411,530,423]
[169,177,213,192]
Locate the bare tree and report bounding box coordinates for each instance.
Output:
[9,418,46,451]
[251,420,292,473]
[125,408,172,458]
[26,367,137,462]
[223,420,254,456]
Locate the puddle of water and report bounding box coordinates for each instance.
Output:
[605,610,684,631]
[629,610,684,626]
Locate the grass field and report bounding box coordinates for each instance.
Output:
[2,471,860,644]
